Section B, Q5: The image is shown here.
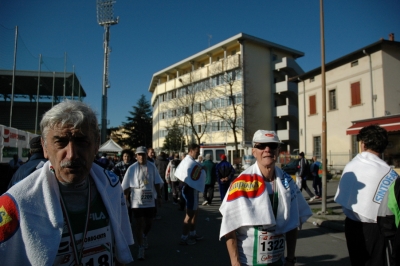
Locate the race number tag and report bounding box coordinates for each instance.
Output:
[257,228,285,264]
[55,227,113,265]
[141,190,153,205]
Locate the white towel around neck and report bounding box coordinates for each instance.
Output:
[219,163,312,239]
[334,151,399,221]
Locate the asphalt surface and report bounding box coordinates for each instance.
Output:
[126,179,347,265]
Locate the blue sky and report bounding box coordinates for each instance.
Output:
[1,0,399,129]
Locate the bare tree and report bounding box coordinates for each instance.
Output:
[204,55,245,163]
[165,71,210,145]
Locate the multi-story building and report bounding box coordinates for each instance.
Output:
[295,35,400,170]
[148,33,304,161]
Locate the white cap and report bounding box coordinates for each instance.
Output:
[252,130,283,146]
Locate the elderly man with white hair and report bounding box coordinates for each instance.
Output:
[0,100,134,265]
[219,130,312,266]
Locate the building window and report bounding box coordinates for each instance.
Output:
[309,95,317,115]
[204,100,212,110]
[310,77,315,82]
[236,93,242,104]
[351,135,358,158]
[212,121,219,132]
[351,60,358,67]
[272,54,277,61]
[313,136,321,158]
[351,81,361,106]
[329,89,337,110]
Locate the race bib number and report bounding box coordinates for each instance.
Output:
[141,190,153,205]
[54,227,113,266]
[256,227,285,264]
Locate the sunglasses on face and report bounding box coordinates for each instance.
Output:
[253,143,280,150]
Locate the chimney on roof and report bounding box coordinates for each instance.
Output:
[389,33,395,41]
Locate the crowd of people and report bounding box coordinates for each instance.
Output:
[1,100,400,265]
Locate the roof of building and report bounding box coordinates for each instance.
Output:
[292,39,400,82]
[148,32,305,93]
[0,69,86,99]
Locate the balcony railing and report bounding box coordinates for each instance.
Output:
[274,79,297,95]
[275,103,297,117]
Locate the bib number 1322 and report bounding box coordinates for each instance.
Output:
[257,233,285,264]
[261,238,284,251]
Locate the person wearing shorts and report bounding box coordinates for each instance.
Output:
[122,146,163,260]
[179,143,205,245]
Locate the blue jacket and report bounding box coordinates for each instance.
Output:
[216,160,235,185]
[8,153,47,189]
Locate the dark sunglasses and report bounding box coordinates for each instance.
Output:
[253,143,280,150]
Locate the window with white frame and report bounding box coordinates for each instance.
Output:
[213,98,221,108]
[212,121,219,132]
[237,117,243,128]
[221,97,227,107]
[206,122,212,132]
[351,60,358,67]
[329,89,337,110]
[313,136,321,157]
[236,93,242,104]
[204,100,212,110]
[221,121,228,131]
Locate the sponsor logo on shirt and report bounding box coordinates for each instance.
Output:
[227,174,265,201]
[374,169,399,203]
[0,194,20,243]
[190,165,202,181]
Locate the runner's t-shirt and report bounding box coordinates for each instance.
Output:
[54,180,115,265]
[129,164,157,208]
[235,181,284,266]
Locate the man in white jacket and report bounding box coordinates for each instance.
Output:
[220,130,312,266]
[0,100,134,265]
[335,125,399,265]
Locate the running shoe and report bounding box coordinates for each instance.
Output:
[179,237,196,245]
[193,234,203,241]
[202,200,208,206]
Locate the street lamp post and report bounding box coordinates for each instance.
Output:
[96,0,119,144]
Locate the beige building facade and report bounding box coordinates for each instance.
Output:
[295,38,400,170]
[148,33,304,161]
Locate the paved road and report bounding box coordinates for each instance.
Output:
[127,180,350,265]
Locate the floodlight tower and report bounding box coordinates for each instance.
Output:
[96,0,119,144]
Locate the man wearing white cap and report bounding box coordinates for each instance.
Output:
[122,146,163,260]
[219,130,312,266]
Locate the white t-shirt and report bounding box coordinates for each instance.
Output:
[122,163,163,208]
[235,182,285,266]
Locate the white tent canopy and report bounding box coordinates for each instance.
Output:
[98,139,123,153]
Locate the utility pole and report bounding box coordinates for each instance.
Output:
[96,0,119,144]
[320,0,328,213]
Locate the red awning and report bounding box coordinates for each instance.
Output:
[346,115,400,135]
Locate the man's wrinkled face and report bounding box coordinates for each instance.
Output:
[42,125,98,184]
[122,153,131,164]
[252,142,280,168]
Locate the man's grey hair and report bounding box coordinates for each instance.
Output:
[40,100,100,144]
